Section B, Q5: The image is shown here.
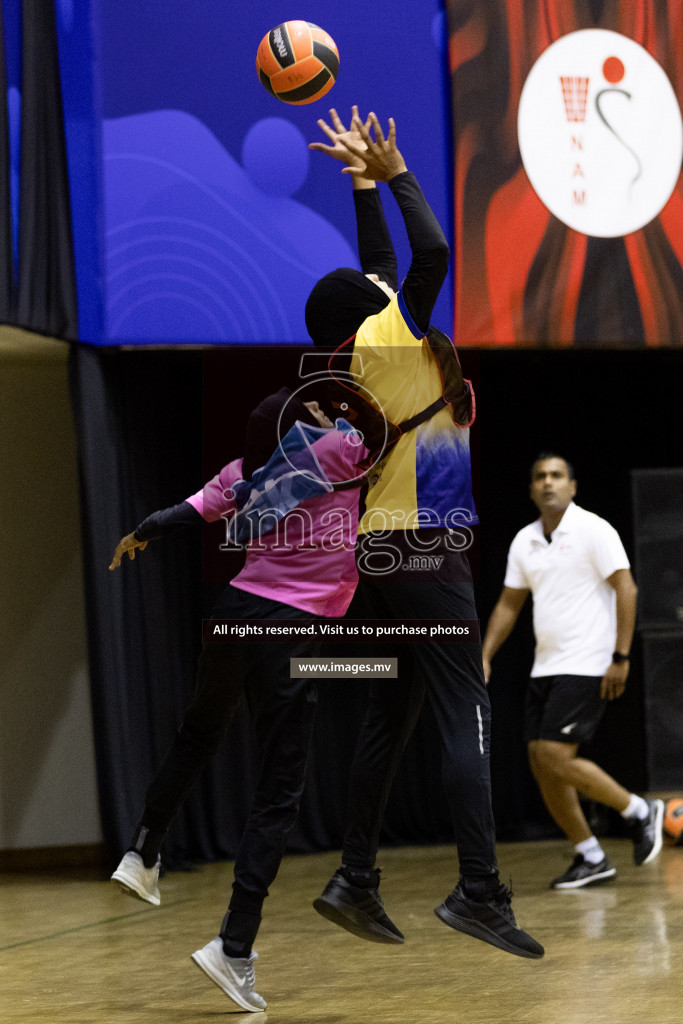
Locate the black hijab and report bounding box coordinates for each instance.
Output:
[305,268,391,348]
[241,386,319,480]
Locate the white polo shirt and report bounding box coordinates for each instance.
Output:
[504,502,630,677]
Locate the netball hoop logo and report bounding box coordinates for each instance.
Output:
[518,30,683,238]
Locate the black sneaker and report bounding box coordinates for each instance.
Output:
[550,854,616,890]
[434,881,544,959]
[630,798,665,866]
[313,870,405,944]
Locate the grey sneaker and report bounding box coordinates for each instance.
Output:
[630,798,665,866]
[191,937,267,1012]
[551,854,616,890]
[111,851,161,906]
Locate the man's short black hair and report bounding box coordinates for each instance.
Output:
[530,452,575,481]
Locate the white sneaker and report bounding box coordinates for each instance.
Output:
[111,851,161,906]
[191,937,267,1012]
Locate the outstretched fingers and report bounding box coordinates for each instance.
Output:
[310,116,339,147]
[351,111,373,148]
[351,110,394,153]
[108,534,147,570]
[309,107,369,159]
[368,112,386,146]
[328,107,347,134]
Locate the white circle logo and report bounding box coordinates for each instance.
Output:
[518,29,683,238]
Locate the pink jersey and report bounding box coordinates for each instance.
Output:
[186,427,366,617]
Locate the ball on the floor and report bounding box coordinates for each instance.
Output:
[663,797,683,846]
[256,21,339,105]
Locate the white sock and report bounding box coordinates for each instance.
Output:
[575,836,605,865]
[621,794,649,820]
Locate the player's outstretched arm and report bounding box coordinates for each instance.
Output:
[335,110,448,332]
[310,106,398,287]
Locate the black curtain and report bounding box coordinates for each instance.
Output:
[17,0,77,337]
[0,5,12,319]
[68,344,250,869]
[0,0,77,337]
[71,344,683,869]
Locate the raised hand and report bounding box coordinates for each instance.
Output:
[308,105,370,171]
[339,111,407,183]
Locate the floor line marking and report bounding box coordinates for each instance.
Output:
[0,897,195,952]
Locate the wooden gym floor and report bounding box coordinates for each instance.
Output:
[2,839,681,1024]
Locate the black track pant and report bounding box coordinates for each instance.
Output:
[140,587,319,921]
[342,547,498,880]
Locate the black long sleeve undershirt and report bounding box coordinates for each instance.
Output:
[134,500,203,542]
[353,188,398,290]
[354,172,450,336]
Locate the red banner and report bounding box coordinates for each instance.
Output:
[448,0,683,346]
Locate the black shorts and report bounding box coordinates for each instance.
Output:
[523,674,606,745]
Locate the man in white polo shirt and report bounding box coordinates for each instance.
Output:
[482,453,664,889]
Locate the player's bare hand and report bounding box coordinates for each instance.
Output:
[109,532,148,570]
[308,106,370,170]
[483,656,492,685]
[341,111,408,182]
[600,661,628,700]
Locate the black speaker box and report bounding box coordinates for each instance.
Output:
[631,469,683,630]
[641,633,683,789]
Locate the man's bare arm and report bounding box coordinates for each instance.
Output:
[481,586,530,684]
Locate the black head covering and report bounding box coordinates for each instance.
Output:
[305,268,391,348]
[242,386,319,480]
